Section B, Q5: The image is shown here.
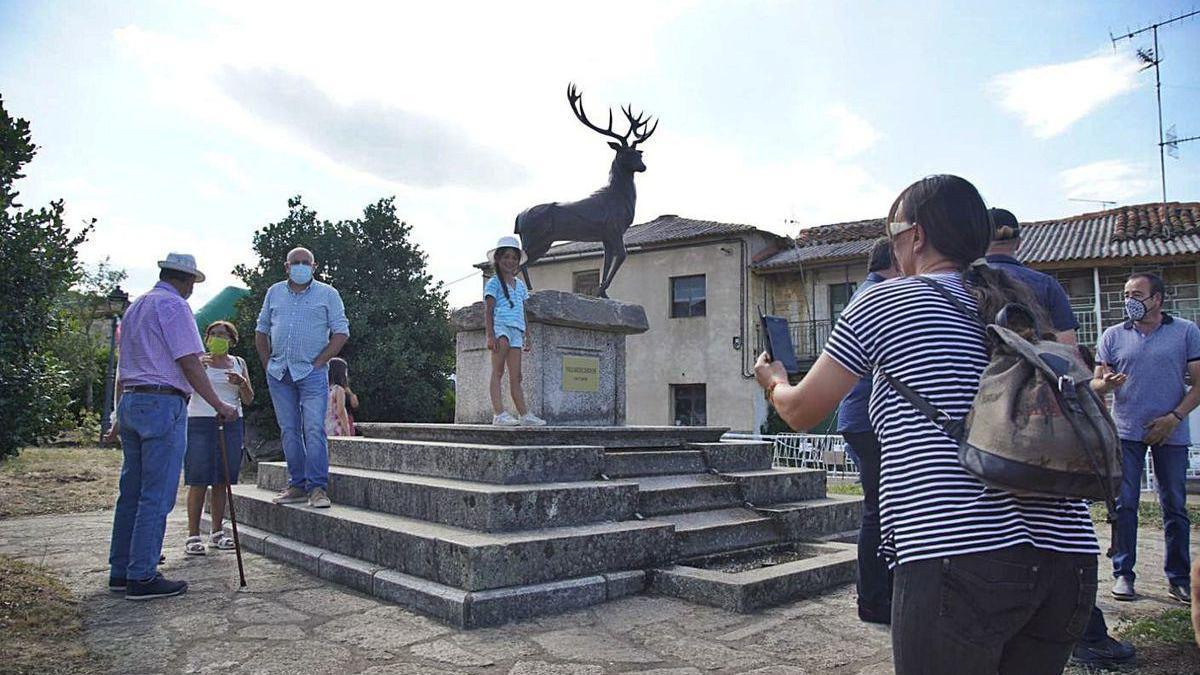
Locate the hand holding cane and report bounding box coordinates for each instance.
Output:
[215,419,247,588]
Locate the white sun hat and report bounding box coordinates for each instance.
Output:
[486,235,528,266]
[157,252,206,282]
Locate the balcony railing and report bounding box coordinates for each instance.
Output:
[789,319,834,361]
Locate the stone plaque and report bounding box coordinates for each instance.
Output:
[562,355,600,393]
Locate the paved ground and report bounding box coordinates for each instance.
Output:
[0,509,1188,674]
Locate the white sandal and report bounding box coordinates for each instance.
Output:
[184,535,206,556]
[210,531,236,551]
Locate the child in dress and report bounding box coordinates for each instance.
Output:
[484,236,546,426]
[325,357,354,437]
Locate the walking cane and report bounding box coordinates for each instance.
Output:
[215,420,247,588]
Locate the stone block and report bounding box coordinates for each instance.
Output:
[603,570,647,599]
[689,442,773,472]
[756,495,864,541]
[720,468,825,505]
[633,474,742,516]
[467,575,608,628]
[603,451,707,478]
[355,423,728,449]
[319,551,384,595]
[452,291,648,426]
[373,569,470,628]
[262,534,324,576]
[328,437,605,484]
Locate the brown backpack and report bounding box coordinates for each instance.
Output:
[881,278,1121,538]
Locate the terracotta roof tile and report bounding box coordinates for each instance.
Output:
[536,214,775,260]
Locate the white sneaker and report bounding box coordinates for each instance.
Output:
[492,411,520,426]
[1111,576,1136,601]
[519,412,547,426]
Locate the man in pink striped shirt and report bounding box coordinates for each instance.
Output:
[107,253,237,601]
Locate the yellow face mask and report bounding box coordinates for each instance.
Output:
[206,336,230,356]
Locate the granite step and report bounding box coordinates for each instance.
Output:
[631,474,744,516]
[327,436,604,484]
[603,450,707,478]
[650,541,858,613]
[256,462,638,532]
[357,423,727,449]
[653,507,781,559]
[230,485,674,592]
[687,441,774,472]
[755,495,864,540]
[719,468,826,505]
[201,517,647,628]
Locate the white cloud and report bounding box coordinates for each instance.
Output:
[989,52,1143,138]
[1059,159,1155,203]
[202,152,252,190]
[827,104,882,158]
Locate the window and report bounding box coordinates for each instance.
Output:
[573,269,600,296]
[671,275,706,317]
[828,282,856,323]
[672,384,707,426]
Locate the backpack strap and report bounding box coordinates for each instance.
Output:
[878,368,966,442]
[913,275,987,331]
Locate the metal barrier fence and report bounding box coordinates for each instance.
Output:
[724,432,1200,491]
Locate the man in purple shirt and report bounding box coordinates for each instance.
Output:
[106,253,238,601]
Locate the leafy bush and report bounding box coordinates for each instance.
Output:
[233,196,454,437]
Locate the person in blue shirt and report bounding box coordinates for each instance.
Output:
[1095,271,1200,607]
[987,207,1135,668]
[255,246,350,508]
[485,236,545,426]
[835,238,897,624]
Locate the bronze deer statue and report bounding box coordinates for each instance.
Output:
[515,83,657,298]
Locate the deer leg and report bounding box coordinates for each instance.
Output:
[598,248,614,298]
[520,264,533,289]
[598,243,627,299]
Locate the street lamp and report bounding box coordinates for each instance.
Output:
[99,286,130,444]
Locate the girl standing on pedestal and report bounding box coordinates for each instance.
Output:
[484,236,546,426]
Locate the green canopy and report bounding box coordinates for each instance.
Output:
[194,286,250,332]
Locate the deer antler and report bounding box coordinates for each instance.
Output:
[623,104,658,148]
[567,83,631,147]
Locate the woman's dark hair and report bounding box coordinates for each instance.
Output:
[492,248,517,308]
[328,357,349,388]
[205,320,238,345]
[867,237,892,273]
[889,175,1050,335]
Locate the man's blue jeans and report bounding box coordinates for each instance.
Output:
[1113,439,1191,586]
[267,366,329,491]
[109,393,187,582]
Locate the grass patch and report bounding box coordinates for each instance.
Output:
[1089,500,1200,529]
[826,481,864,496]
[0,447,123,518]
[0,555,104,674]
[1120,608,1194,645]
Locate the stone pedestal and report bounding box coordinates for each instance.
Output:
[451,290,648,426]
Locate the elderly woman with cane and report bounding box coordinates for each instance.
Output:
[182,321,253,555]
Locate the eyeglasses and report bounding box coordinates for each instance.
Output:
[887,221,916,237]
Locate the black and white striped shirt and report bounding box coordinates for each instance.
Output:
[824,272,1099,566]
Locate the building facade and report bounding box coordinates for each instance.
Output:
[519,215,786,432]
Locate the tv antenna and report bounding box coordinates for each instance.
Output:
[1068,198,1118,209]
[1110,8,1200,203]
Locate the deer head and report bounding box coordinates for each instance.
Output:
[567,83,657,173]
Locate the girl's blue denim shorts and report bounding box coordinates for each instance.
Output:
[184,417,243,486]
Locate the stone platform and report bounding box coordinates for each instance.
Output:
[229,423,862,628]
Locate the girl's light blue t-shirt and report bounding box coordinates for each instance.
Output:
[485,276,528,330]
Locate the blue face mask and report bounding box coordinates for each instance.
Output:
[289,263,313,285]
[1124,297,1147,322]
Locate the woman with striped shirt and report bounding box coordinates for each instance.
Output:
[756,175,1098,674]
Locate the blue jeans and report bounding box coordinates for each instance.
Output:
[108,393,188,581]
[842,430,892,617]
[267,366,329,491]
[1113,440,1191,586]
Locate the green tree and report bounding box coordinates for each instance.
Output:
[0,95,91,458]
[233,196,454,438]
[49,259,127,414]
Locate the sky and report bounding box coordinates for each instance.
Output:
[2,1,1199,310]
